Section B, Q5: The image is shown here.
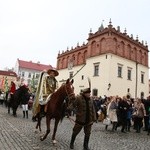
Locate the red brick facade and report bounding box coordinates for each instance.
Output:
[57,21,148,70]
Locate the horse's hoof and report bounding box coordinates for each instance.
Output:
[52,140,57,144]
[40,137,44,141]
[34,129,38,134]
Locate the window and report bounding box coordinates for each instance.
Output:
[93,63,99,76]
[69,72,73,79]
[81,75,84,80]
[93,89,98,96]
[127,68,132,80]
[21,72,25,77]
[35,74,39,79]
[117,65,123,78]
[141,72,144,83]
[28,73,31,78]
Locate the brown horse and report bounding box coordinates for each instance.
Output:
[35,78,75,144]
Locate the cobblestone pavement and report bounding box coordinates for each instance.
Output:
[0,104,150,150]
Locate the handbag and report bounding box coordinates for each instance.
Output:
[98,112,105,122]
[103,117,111,126]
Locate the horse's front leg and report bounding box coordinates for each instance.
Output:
[52,118,60,144]
[35,115,42,133]
[40,115,51,141]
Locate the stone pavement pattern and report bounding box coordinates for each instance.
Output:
[0,105,150,150]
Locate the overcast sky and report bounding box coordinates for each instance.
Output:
[0,0,150,70]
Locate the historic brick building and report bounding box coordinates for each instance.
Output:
[56,21,149,98]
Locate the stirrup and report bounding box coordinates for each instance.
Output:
[40,112,46,118]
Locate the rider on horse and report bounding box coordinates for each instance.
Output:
[32,68,59,118]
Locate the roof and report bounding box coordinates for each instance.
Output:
[18,59,53,71]
[0,70,17,77]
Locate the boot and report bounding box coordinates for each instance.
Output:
[40,105,46,118]
[23,111,25,118]
[26,111,28,119]
[105,125,108,131]
[112,122,116,131]
[83,136,90,150]
[127,126,130,132]
[70,133,76,149]
[32,116,37,122]
[8,108,10,114]
[13,109,17,117]
[121,125,126,133]
[136,126,140,133]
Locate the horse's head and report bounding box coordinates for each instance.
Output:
[64,78,75,102]
[12,84,29,110]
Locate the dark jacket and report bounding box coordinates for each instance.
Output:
[73,94,96,125]
[118,100,129,119]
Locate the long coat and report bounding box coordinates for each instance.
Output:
[107,101,118,122]
[32,71,58,116]
[72,94,96,125]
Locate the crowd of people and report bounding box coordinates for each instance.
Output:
[92,95,150,135]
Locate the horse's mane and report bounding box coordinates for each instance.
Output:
[53,83,66,99]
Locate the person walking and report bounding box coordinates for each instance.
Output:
[8,81,16,114]
[106,96,118,131]
[133,98,146,133]
[118,96,129,133]
[69,87,96,150]
[21,85,30,118]
[142,96,150,131]
[32,68,59,118]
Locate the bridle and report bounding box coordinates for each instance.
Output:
[64,83,75,102]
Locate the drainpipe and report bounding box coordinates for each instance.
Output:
[135,62,138,98]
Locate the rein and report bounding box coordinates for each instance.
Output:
[66,112,92,127]
[64,84,74,102]
[66,114,76,125]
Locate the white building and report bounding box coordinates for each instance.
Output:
[14,59,53,91]
[56,22,149,99]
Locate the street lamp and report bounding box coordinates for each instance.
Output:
[107,83,111,90]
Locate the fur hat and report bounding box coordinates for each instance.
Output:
[81,88,91,93]
[47,68,59,76]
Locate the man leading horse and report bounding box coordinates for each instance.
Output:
[32,68,59,118]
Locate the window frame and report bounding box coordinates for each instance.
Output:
[93,62,100,76]
[117,64,123,78]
